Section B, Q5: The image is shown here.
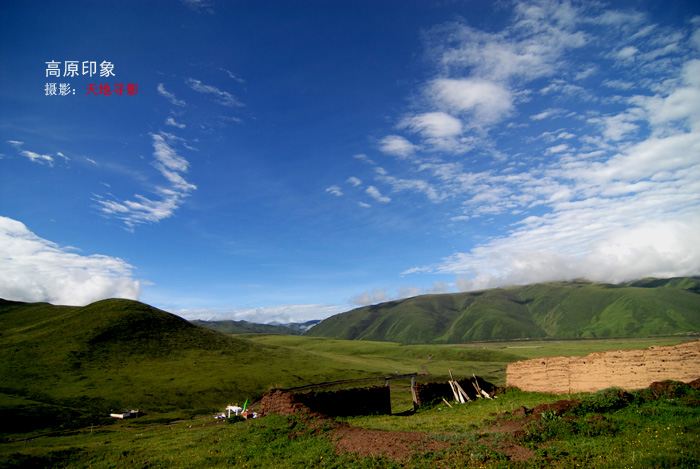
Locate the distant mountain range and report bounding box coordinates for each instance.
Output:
[192,319,320,335]
[305,277,700,344]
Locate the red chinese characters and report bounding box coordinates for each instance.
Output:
[83,83,138,96]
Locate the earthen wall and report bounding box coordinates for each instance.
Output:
[506,339,700,394]
[259,385,391,417]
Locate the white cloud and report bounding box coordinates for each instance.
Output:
[353,153,376,165]
[546,144,569,154]
[350,281,453,306]
[539,79,587,98]
[616,45,639,61]
[94,132,196,229]
[428,78,513,125]
[180,0,214,13]
[157,84,186,107]
[602,79,635,90]
[220,68,245,83]
[692,28,700,52]
[531,109,560,120]
[402,112,462,138]
[366,186,391,203]
[165,117,186,128]
[574,66,597,81]
[151,133,196,190]
[0,216,140,305]
[434,8,585,83]
[589,109,644,141]
[635,59,700,130]
[399,111,470,153]
[7,140,54,165]
[186,78,242,107]
[350,288,389,306]
[378,174,445,203]
[425,116,700,291]
[20,150,54,165]
[326,185,343,196]
[449,214,700,292]
[379,135,416,158]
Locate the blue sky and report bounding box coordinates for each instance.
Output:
[2,0,699,323]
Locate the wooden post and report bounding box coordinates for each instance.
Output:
[455,381,472,402]
[449,380,464,403]
[411,376,418,410]
[449,370,464,403]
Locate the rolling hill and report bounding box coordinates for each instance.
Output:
[0,298,397,433]
[305,277,700,343]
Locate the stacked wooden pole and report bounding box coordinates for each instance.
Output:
[447,371,495,404]
[448,370,471,403]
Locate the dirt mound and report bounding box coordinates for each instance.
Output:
[499,444,535,462]
[331,423,448,461]
[532,399,581,417]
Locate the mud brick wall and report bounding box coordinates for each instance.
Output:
[259,390,310,417]
[259,385,391,417]
[506,339,700,394]
[414,376,497,407]
[295,385,391,417]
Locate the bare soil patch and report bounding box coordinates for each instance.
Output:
[330,423,449,461]
[498,443,535,462]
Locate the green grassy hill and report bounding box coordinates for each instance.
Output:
[306,277,700,343]
[0,298,411,433]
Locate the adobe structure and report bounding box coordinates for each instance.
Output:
[259,375,500,417]
[506,339,700,394]
[259,385,391,417]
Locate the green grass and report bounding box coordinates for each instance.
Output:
[2,297,699,467]
[447,336,694,359]
[515,385,700,468]
[339,388,575,432]
[2,384,698,468]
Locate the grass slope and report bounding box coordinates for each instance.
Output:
[0,299,402,432]
[306,277,700,343]
[0,298,283,431]
[3,385,698,468]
